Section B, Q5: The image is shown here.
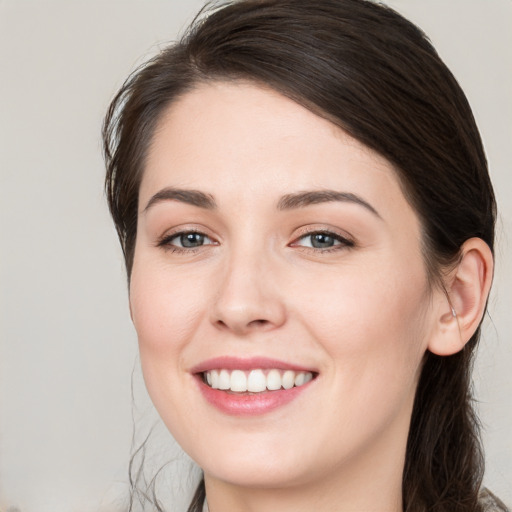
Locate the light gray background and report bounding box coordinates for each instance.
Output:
[0,1,510,511]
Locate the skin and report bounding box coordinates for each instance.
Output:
[129,81,471,512]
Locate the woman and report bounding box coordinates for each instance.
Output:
[103,0,509,511]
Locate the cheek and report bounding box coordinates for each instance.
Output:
[291,265,431,453]
[297,259,430,389]
[129,262,210,437]
[129,259,207,378]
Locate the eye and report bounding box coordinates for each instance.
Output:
[292,231,353,250]
[158,231,216,251]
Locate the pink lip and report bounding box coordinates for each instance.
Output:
[190,356,316,374]
[195,377,314,416]
[190,357,317,417]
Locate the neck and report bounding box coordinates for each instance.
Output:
[205,477,402,512]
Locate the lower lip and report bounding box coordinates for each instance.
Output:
[195,377,314,416]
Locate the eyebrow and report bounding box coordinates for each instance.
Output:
[143,187,217,212]
[143,187,381,219]
[277,190,381,218]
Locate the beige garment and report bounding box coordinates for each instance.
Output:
[479,488,510,512]
[203,489,509,511]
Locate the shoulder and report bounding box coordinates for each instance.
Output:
[479,488,510,512]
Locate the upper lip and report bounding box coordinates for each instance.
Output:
[190,356,317,374]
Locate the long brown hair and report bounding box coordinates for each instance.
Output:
[103,1,498,510]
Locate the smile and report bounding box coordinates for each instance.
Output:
[203,368,314,393]
[193,357,318,415]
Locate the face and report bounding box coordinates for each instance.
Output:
[130,81,439,491]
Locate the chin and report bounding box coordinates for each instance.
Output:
[202,457,313,490]
[184,426,339,491]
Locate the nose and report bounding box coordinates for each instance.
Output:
[210,249,287,335]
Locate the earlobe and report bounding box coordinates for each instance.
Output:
[428,238,494,356]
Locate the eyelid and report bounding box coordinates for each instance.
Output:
[156,226,218,251]
[289,226,355,250]
[154,224,354,253]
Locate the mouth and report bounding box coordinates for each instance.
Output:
[192,357,318,415]
[201,368,315,393]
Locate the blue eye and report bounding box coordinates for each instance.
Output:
[294,231,353,250]
[176,232,208,248]
[159,231,215,250]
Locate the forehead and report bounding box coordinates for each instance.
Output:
[141,81,411,222]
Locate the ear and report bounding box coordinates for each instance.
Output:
[428,238,494,356]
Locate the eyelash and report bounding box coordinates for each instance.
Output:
[157,230,217,254]
[290,229,354,253]
[157,229,354,254]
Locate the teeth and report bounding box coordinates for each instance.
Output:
[203,368,314,393]
[282,370,295,389]
[230,370,247,392]
[218,369,230,390]
[266,369,282,390]
[247,369,267,392]
[210,370,219,389]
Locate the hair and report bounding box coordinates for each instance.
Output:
[103,1,498,511]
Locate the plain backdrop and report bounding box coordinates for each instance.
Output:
[0,1,511,511]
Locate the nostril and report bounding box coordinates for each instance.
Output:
[214,317,271,333]
[249,319,269,327]
[216,319,229,329]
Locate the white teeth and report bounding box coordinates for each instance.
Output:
[266,369,282,390]
[282,370,295,390]
[294,372,305,386]
[230,370,247,392]
[247,369,267,392]
[203,368,314,393]
[218,369,230,390]
[210,369,219,389]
